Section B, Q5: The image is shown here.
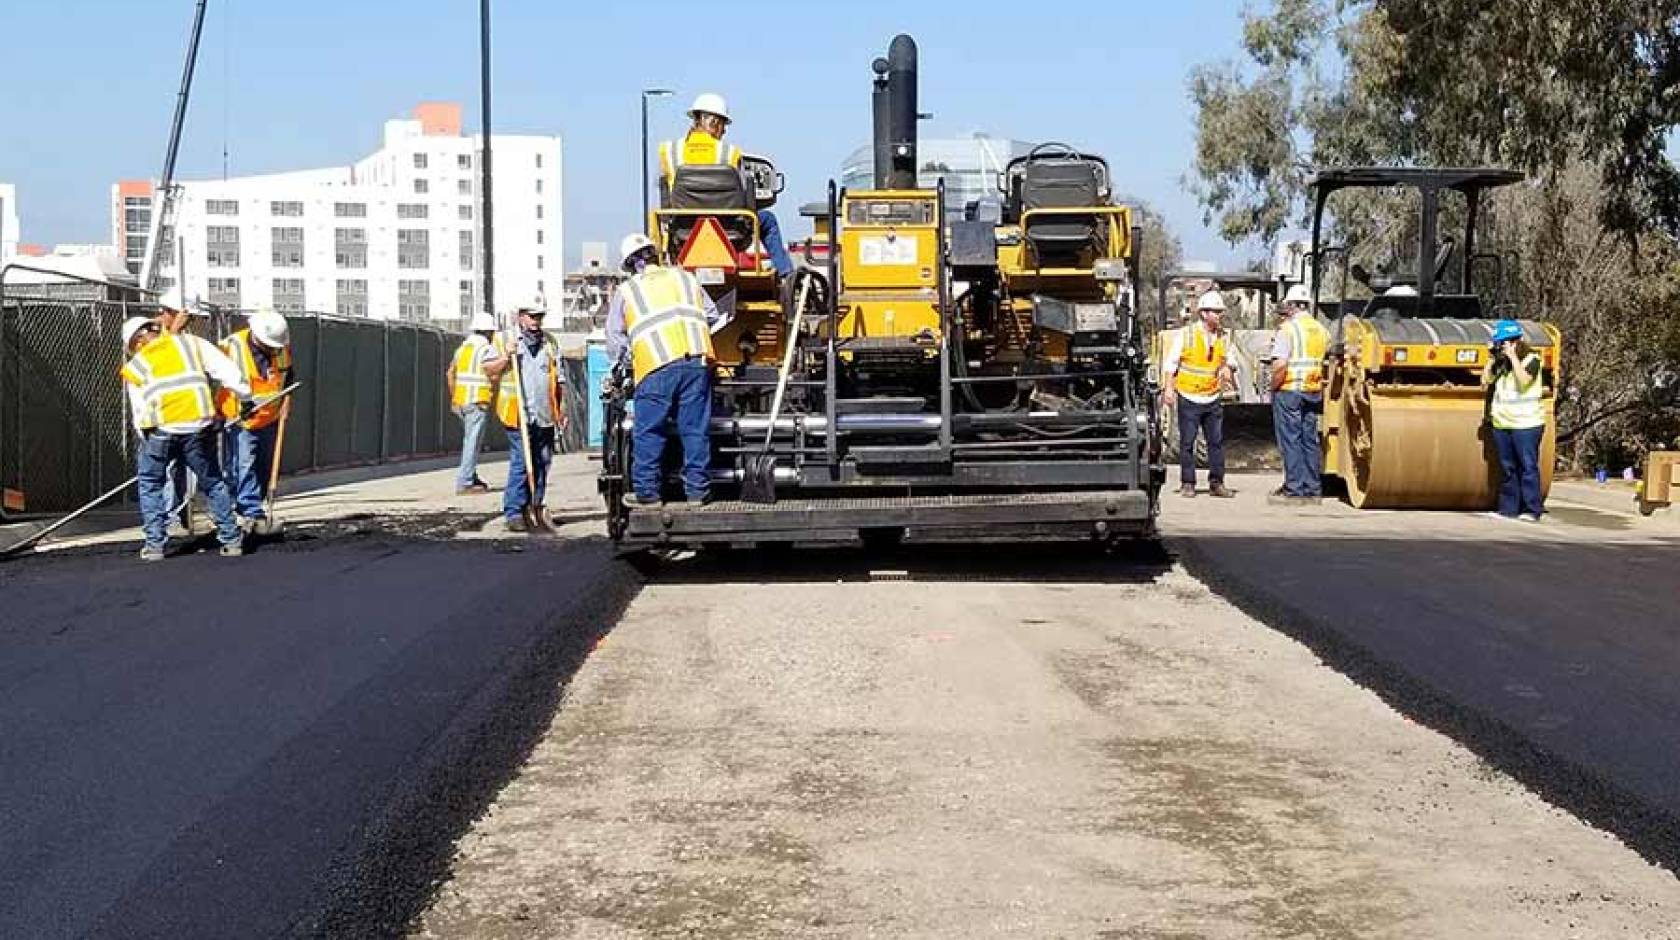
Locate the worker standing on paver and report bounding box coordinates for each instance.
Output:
[120,315,250,560]
[497,295,565,532]
[1162,290,1237,498]
[216,307,293,533]
[1268,284,1330,504]
[658,92,794,278]
[1484,319,1547,521]
[606,233,724,506]
[446,310,507,495]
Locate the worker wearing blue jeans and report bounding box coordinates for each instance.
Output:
[630,357,714,502]
[140,429,243,550]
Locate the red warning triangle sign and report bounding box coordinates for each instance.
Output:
[677,217,739,270]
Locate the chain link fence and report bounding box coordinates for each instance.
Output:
[1,266,589,520]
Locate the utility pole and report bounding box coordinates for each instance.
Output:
[640,89,673,228]
[479,0,495,318]
[140,0,209,294]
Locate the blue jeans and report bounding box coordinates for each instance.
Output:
[1273,390,1323,497]
[455,404,490,489]
[138,428,240,547]
[632,359,713,501]
[503,423,556,519]
[1176,398,1225,486]
[1493,425,1544,517]
[222,422,279,518]
[758,209,793,277]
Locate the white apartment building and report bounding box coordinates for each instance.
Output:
[0,183,19,264]
[115,103,562,323]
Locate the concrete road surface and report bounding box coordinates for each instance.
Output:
[0,461,634,939]
[417,530,1679,936]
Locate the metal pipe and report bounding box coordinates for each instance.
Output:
[709,466,798,483]
[880,35,918,190]
[479,0,495,318]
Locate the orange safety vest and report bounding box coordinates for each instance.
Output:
[658,130,742,188]
[1173,324,1228,397]
[216,329,291,429]
[1279,315,1330,394]
[495,332,563,429]
[121,334,217,431]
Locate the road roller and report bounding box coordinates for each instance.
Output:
[1309,167,1561,509]
[599,33,1161,547]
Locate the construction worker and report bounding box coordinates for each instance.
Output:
[606,233,724,506]
[1483,319,1547,521]
[153,286,198,533]
[1162,290,1236,498]
[658,92,794,278]
[120,315,250,560]
[497,295,565,532]
[446,310,507,494]
[1268,284,1330,504]
[217,307,293,531]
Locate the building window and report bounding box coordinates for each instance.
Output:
[270,200,303,217]
[457,154,472,170]
[458,230,474,271]
[398,278,431,322]
[536,230,544,245]
[397,203,429,220]
[536,254,544,270]
[458,204,473,221]
[397,228,430,269]
[271,226,305,268]
[534,178,543,193]
[536,153,543,168]
[273,277,306,312]
[335,227,367,268]
[206,199,239,216]
[207,277,241,308]
[206,226,241,267]
[413,153,429,170]
[456,179,472,196]
[414,178,429,195]
[335,278,368,317]
[334,202,367,218]
[536,205,544,219]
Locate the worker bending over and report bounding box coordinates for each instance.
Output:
[607,233,724,506]
[659,92,794,277]
[217,307,293,531]
[120,316,250,560]
[1162,291,1237,498]
[498,295,565,532]
[447,310,507,494]
[1268,284,1330,504]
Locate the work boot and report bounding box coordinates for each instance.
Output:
[504,514,529,533]
[1179,484,1196,498]
[456,481,490,495]
[139,543,167,563]
[1208,483,1236,498]
[532,503,554,530]
[1267,491,1295,506]
[624,493,661,508]
[219,539,244,558]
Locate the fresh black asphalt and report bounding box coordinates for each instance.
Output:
[0,527,637,939]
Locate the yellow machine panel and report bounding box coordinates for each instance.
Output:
[833,190,942,342]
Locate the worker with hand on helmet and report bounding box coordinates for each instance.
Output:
[659,92,794,278]
[497,294,565,532]
[447,309,508,494]
[1267,284,1330,504]
[1162,290,1237,498]
[120,314,250,561]
[606,233,725,506]
[1483,319,1547,521]
[217,307,294,533]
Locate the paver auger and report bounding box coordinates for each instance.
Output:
[600,33,1162,546]
[1310,168,1561,509]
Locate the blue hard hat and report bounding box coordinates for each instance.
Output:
[1491,320,1523,343]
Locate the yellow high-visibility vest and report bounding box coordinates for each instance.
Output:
[451,335,495,408]
[1491,352,1546,430]
[1280,315,1329,394]
[121,334,217,431]
[1174,324,1228,397]
[621,266,714,383]
[216,329,291,429]
[495,332,564,429]
[658,130,742,188]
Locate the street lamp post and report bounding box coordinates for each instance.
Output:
[640,88,674,230]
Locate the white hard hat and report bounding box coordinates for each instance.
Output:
[620,233,656,265]
[1384,284,1418,297]
[1283,284,1312,305]
[468,310,497,332]
[122,316,157,348]
[1196,290,1227,312]
[158,284,188,312]
[687,92,731,124]
[517,292,548,314]
[249,307,290,349]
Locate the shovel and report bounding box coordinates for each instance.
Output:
[253,385,301,537]
[742,272,813,504]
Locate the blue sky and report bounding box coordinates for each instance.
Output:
[1,0,1251,268]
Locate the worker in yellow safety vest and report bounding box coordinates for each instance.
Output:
[658,92,793,277]
[216,307,294,531]
[605,233,726,506]
[496,295,566,532]
[1162,290,1237,498]
[1483,319,1547,521]
[120,315,251,561]
[446,310,508,495]
[1268,284,1331,504]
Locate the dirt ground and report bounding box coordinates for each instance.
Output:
[413,532,1679,939]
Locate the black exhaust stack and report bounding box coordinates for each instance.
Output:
[871,34,918,190]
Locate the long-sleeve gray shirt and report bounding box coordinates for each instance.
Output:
[606,267,724,366]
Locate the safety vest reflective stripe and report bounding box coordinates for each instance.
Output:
[123,335,216,430]
[622,268,713,382]
[1173,325,1226,396]
[216,330,290,428]
[1281,316,1329,393]
[1492,353,1546,430]
[451,338,494,407]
